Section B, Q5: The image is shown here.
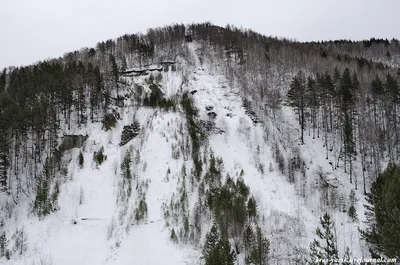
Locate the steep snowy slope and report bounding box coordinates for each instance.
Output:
[0,41,369,265]
[183,43,367,260]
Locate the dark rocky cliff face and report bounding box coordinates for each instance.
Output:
[59,135,89,152]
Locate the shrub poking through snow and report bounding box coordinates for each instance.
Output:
[93,146,106,167]
[102,113,118,131]
[78,151,84,168]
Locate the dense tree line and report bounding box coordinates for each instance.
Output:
[305,38,400,65]
[287,67,400,195]
[0,60,105,201]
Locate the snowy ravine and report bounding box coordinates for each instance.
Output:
[1,42,368,264]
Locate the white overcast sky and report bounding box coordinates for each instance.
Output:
[0,0,399,69]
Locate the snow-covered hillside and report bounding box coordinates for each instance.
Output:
[0,41,371,265]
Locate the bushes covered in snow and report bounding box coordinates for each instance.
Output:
[102,112,119,131]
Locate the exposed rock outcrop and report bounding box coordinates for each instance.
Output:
[59,135,89,152]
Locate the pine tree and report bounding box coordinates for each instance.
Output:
[182,215,189,241]
[0,69,5,94]
[121,151,132,182]
[243,225,254,264]
[217,239,236,265]
[339,193,346,212]
[306,75,319,139]
[247,196,257,220]
[202,225,236,265]
[0,231,8,257]
[120,55,127,73]
[33,157,53,217]
[360,164,400,258]
[249,226,269,265]
[170,228,178,243]
[184,135,191,161]
[90,65,103,120]
[287,72,306,144]
[14,227,28,255]
[0,71,10,192]
[348,189,358,222]
[78,151,84,168]
[349,189,358,206]
[75,62,87,127]
[309,212,338,263]
[51,180,60,211]
[109,54,119,95]
[347,205,358,222]
[202,225,220,264]
[135,150,141,165]
[231,196,247,249]
[323,73,335,133]
[339,68,356,181]
[134,196,148,223]
[371,75,384,124]
[384,74,400,161]
[0,126,8,192]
